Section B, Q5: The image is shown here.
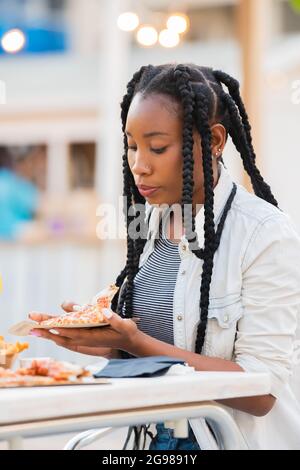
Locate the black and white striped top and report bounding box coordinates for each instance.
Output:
[128,220,181,345]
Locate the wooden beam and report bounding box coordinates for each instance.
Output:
[237,0,272,191]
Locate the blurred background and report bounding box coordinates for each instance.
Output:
[0,0,299,370]
[0,0,299,451]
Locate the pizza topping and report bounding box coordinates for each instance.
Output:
[17,358,88,380]
[0,359,90,387]
[37,284,119,329]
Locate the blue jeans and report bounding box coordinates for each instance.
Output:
[149,422,201,451]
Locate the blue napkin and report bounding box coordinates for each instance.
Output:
[93,356,185,378]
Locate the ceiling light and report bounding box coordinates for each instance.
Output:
[159,29,180,48]
[117,12,139,32]
[136,25,158,47]
[167,13,189,34]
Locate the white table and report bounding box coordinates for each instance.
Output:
[0,371,271,450]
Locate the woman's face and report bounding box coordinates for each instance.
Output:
[125,92,224,207]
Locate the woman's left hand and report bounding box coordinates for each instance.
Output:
[30,309,140,353]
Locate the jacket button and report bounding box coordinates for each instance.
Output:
[181,270,186,275]
[177,315,183,321]
[182,245,187,251]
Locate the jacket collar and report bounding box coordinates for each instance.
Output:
[144,161,236,250]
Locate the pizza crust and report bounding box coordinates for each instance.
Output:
[9,283,119,336]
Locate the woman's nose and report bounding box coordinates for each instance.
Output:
[131,153,152,175]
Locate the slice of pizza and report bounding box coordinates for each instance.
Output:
[0,359,90,387]
[37,283,119,329]
[0,374,56,387]
[0,367,18,379]
[0,366,54,387]
[17,359,89,381]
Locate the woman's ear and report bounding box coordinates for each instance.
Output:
[210,123,227,155]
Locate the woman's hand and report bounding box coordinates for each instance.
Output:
[29,299,84,322]
[29,308,140,355]
[28,302,121,357]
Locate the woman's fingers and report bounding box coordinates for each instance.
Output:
[53,327,112,347]
[28,312,55,322]
[54,327,91,340]
[102,309,137,336]
[30,329,73,347]
[29,303,82,325]
[75,346,113,357]
[29,302,82,323]
[29,310,139,351]
[61,301,81,313]
[29,328,105,354]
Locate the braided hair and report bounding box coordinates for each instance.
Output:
[111,63,279,355]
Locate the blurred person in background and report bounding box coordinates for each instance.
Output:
[0,146,39,240]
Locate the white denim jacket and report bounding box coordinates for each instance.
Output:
[138,161,300,450]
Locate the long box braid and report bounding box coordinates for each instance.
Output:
[111,63,279,356]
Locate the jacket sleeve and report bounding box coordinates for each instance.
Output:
[234,213,300,398]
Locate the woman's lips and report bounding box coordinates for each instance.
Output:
[137,185,160,197]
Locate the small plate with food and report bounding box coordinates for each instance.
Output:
[0,336,29,369]
[9,284,119,337]
[0,358,109,388]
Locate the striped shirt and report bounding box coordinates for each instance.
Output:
[130,217,181,345]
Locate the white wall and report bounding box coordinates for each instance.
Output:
[0,240,126,365]
[264,65,300,232]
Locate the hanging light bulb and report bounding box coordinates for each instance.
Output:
[167,13,190,34]
[117,12,139,32]
[136,25,158,47]
[1,29,26,54]
[159,29,180,48]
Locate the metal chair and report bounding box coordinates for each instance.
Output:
[64,427,115,450]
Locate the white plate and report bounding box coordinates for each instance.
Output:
[37,323,109,329]
[8,320,109,337]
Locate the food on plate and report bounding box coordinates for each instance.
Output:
[0,367,18,378]
[0,336,29,354]
[37,283,119,329]
[17,358,89,380]
[0,358,91,387]
[8,283,119,337]
[0,336,29,369]
[0,367,55,386]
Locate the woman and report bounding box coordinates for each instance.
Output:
[30,64,300,450]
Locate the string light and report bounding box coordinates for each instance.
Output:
[117,12,139,32]
[136,25,158,47]
[159,29,180,48]
[119,11,190,48]
[1,29,26,54]
[166,13,189,34]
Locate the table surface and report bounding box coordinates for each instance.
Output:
[0,371,271,426]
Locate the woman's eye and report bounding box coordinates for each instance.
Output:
[127,146,168,154]
[151,147,168,154]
